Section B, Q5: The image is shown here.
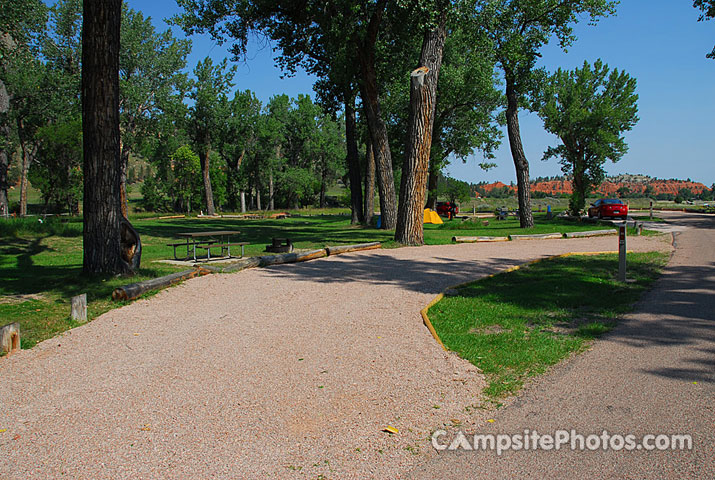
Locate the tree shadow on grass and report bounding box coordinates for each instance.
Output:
[0,235,171,300]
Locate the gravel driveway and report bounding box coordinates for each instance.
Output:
[0,233,670,479]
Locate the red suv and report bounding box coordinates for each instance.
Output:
[436,202,459,216]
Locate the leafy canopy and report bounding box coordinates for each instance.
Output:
[535,59,638,212]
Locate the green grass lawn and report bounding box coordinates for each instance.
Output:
[0,211,651,350]
[428,252,669,399]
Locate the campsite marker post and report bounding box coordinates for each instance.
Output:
[618,225,627,282]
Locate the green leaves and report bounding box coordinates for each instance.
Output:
[693,0,715,58]
[536,59,639,213]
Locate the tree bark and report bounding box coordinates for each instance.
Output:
[395,13,447,245]
[0,79,9,216]
[82,0,134,274]
[364,135,375,225]
[359,76,396,229]
[240,190,246,213]
[119,141,129,217]
[505,78,534,228]
[426,158,439,210]
[344,93,364,224]
[570,155,586,215]
[355,0,396,229]
[256,184,261,210]
[200,149,215,215]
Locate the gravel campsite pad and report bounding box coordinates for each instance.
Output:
[0,234,671,479]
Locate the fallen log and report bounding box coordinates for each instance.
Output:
[564,229,617,238]
[112,268,210,301]
[158,215,185,220]
[205,256,261,274]
[509,233,563,241]
[326,242,381,256]
[452,236,509,243]
[259,249,327,267]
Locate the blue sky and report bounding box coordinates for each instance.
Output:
[127,0,715,186]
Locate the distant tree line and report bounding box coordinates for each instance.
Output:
[13,0,715,262]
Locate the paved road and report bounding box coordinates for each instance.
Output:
[408,211,715,479]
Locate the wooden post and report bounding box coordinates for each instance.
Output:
[71,294,88,323]
[649,201,653,220]
[0,322,20,354]
[618,225,627,282]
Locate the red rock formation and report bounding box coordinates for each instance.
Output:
[477,177,710,197]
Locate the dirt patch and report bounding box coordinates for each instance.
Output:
[0,293,46,305]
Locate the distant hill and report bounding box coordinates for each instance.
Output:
[476,175,711,198]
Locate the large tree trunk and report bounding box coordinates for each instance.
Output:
[570,156,586,216]
[426,157,439,210]
[240,190,246,213]
[119,141,129,217]
[364,136,375,225]
[505,79,534,228]
[200,148,215,215]
[0,80,10,217]
[395,14,447,245]
[0,145,8,217]
[356,0,396,229]
[82,0,134,274]
[359,74,397,230]
[256,184,261,210]
[344,94,364,224]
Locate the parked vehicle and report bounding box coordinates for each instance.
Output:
[587,199,629,219]
[436,202,459,217]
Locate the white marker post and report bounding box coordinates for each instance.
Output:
[618,225,627,282]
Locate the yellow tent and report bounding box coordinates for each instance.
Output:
[423,208,443,224]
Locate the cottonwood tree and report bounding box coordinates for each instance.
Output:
[426,25,502,209]
[187,57,235,216]
[27,0,84,215]
[384,17,502,211]
[0,0,47,215]
[219,89,262,212]
[170,145,203,212]
[479,0,617,227]
[82,0,136,274]
[30,117,83,214]
[535,59,638,215]
[395,6,448,245]
[119,5,191,216]
[172,0,426,229]
[308,113,346,208]
[8,55,46,216]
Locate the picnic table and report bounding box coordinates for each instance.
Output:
[167,231,247,262]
